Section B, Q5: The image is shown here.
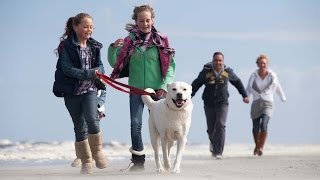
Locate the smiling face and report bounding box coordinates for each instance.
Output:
[73,17,93,42]
[257,58,268,71]
[135,10,153,33]
[166,81,193,109]
[212,54,224,72]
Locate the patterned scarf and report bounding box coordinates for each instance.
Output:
[110,25,175,79]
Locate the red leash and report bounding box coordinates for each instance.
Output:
[96,72,157,97]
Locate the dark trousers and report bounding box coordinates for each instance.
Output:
[204,104,229,155]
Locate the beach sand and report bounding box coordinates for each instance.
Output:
[1,154,319,180]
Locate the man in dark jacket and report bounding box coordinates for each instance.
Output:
[191,51,249,159]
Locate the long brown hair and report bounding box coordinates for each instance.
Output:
[55,13,92,56]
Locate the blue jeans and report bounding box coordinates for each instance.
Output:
[129,93,161,152]
[64,91,100,142]
[204,104,229,155]
[129,94,145,152]
[252,114,270,133]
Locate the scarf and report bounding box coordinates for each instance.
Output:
[110,25,175,79]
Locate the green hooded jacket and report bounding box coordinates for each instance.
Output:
[107,36,175,91]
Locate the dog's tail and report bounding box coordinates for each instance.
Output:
[141,88,156,109]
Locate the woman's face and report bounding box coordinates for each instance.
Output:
[257,58,268,71]
[136,10,153,33]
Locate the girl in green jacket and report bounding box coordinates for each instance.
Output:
[108,4,175,172]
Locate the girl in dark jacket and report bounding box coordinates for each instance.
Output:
[53,13,107,174]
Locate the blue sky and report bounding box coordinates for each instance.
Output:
[1,0,319,144]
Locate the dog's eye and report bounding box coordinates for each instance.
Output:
[172,88,177,91]
[183,88,187,91]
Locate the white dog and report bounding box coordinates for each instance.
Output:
[141,81,193,174]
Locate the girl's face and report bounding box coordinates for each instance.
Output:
[135,10,153,33]
[257,58,268,71]
[74,17,93,41]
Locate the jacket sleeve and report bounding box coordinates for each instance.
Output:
[93,47,105,74]
[108,36,131,68]
[228,68,248,98]
[273,73,286,102]
[159,55,176,91]
[246,73,254,98]
[191,68,206,97]
[107,44,121,68]
[60,43,97,80]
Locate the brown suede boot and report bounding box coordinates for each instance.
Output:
[253,132,260,156]
[71,157,81,167]
[75,139,93,174]
[88,132,108,169]
[257,131,267,156]
[71,142,81,167]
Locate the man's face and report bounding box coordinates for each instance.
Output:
[212,54,224,72]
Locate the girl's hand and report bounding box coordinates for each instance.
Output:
[156,89,167,99]
[113,38,124,48]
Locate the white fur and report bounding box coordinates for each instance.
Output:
[142,81,193,174]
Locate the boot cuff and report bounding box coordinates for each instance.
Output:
[129,146,145,156]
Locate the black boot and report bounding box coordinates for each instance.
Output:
[129,154,145,172]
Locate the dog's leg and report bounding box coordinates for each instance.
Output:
[168,141,174,161]
[149,121,165,173]
[161,138,172,171]
[171,137,187,174]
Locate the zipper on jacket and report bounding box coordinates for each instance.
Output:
[214,82,218,98]
[143,52,146,89]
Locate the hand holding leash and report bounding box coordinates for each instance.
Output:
[96,72,157,97]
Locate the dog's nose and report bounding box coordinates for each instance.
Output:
[177,93,183,99]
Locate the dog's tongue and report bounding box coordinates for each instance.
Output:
[176,99,183,105]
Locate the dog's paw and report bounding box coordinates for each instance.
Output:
[157,167,166,173]
[170,167,181,174]
[144,88,155,94]
[164,163,172,171]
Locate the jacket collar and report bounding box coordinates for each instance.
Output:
[68,32,103,49]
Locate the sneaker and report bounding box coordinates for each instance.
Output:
[209,143,214,152]
[215,154,223,160]
[209,143,217,157]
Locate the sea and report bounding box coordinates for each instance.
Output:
[1,139,320,166]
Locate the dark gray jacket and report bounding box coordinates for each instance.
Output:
[53,32,104,97]
[191,62,247,107]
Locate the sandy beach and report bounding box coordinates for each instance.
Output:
[1,141,320,180]
[1,154,320,180]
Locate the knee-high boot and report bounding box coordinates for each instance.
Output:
[257,131,267,156]
[88,132,108,169]
[75,139,93,174]
[253,132,260,155]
